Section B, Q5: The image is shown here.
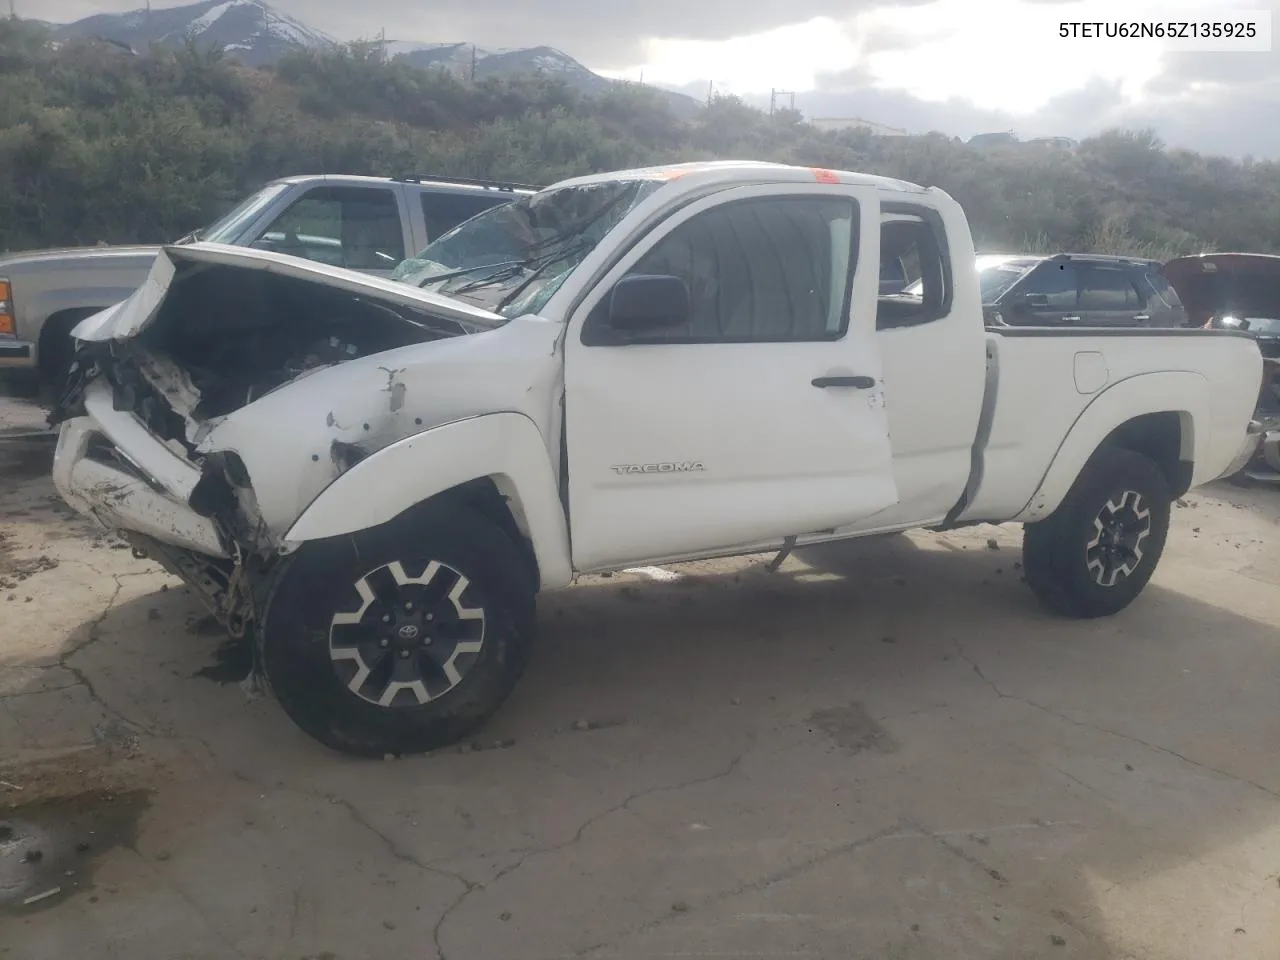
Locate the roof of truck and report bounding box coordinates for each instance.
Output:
[549,161,930,195]
[270,174,537,195]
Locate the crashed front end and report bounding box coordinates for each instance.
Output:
[48,242,513,637]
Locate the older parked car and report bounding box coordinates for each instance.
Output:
[1164,253,1280,483]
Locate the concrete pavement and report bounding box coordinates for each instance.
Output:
[2,395,1279,960]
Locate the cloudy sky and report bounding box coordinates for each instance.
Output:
[37,0,1280,156]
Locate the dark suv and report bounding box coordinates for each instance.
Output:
[972,253,1188,328]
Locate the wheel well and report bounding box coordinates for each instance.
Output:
[1097,411,1193,496]
[423,478,541,588]
[37,307,102,378]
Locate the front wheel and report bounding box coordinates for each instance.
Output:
[259,501,536,757]
[1022,448,1171,619]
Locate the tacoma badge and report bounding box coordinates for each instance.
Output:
[610,462,706,475]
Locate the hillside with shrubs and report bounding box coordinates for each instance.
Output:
[2,17,1278,259]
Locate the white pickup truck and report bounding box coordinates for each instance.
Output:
[49,161,1265,757]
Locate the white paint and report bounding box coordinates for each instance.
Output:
[283,411,572,590]
[1073,351,1109,394]
[53,416,228,558]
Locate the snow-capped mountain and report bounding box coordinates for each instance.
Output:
[52,0,334,67]
[386,42,611,93]
[47,0,699,111]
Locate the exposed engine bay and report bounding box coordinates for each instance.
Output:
[48,245,529,638]
[68,259,462,424]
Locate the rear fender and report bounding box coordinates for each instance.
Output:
[1015,372,1208,522]
[282,413,571,590]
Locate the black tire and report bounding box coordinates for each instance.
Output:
[1022,448,1171,619]
[38,308,100,403]
[258,500,536,757]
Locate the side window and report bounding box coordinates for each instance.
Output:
[617,196,859,342]
[256,187,405,270]
[876,209,951,330]
[1080,267,1141,310]
[1020,262,1079,309]
[1143,271,1183,309]
[421,192,510,243]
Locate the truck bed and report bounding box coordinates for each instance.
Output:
[959,326,1263,524]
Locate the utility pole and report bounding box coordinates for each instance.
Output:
[707,80,714,104]
[470,44,477,83]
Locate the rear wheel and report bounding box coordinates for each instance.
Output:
[1022,448,1171,619]
[259,501,536,757]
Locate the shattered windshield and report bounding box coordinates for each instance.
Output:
[196,182,291,244]
[392,179,662,317]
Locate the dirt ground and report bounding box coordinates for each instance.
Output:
[2,394,1280,960]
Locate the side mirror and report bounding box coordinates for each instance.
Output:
[607,274,690,335]
[1024,293,1049,309]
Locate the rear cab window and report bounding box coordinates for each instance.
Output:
[876,205,952,330]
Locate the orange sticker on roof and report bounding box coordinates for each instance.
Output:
[657,169,691,180]
[811,168,840,183]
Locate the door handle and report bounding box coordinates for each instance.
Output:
[812,375,876,389]
[1133,314,1150,323]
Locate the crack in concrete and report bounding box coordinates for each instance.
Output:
[124,846,254,959]
[52,572,164,739]
[909,818,1010,887]
[954,641,1280,804]
[326,793,477,892]
[435,744,754,960]
[0,683,82,699]
[574,822,915,957]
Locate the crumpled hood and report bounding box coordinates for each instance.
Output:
[71,241,507,343]
[1163,253,1280,325]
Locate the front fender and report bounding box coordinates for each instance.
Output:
[1015,372,1208,522]
[21,281,151,350]
[281,413,572,590]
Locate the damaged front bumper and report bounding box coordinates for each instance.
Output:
[52,376,264,636]
[53,380,230,558]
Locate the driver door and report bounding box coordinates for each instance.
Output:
[563,183,900,572]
